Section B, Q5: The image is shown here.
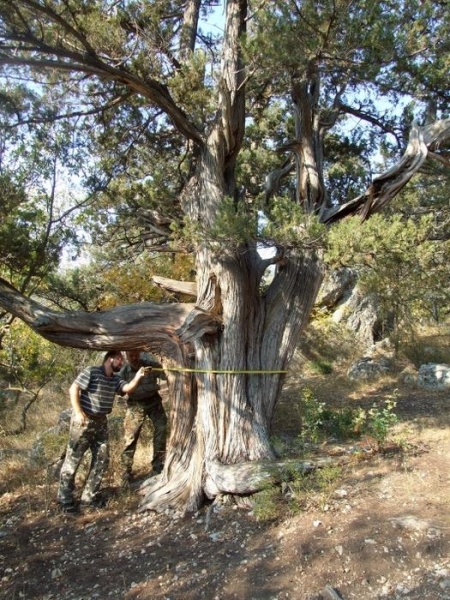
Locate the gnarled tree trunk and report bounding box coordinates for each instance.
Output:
[137,241,324,513]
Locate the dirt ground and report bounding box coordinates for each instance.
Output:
[1,375,450,600]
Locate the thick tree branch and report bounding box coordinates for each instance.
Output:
[219,0,247,171]
[152,276,197,297]
[0,278,219,353]
[320,119,450,225]
[0,54,203,145]
[203,456,344,496]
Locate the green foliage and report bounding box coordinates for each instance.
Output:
[0,321,76,389]
[299,387,397,445]
[367,398,398,446]
[286,464,343,514]
[0,173,64,281]
[325,213,450,345]
[252,457,344,521]
[207,196,258,248]
[237,103,290,200]
[168,51,213,125]
[324,133,372,205]
[262,197,327,251]
[300,387,327,443]
[0,0,447,305]
[252,486,282,522]
[172,196,258,251]
[252,460,344,521]
[46,250,195,312]
[309,359,333,375]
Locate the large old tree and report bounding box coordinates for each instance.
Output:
[0,0,449,513]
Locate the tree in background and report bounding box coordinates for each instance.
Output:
[0,321,79,435]
[326,212,450,348]
[0,86,83,348]
[0,0,448,513]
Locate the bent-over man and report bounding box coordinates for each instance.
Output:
[57,350,146,513]
[119,350,168,485]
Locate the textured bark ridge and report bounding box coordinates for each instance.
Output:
[131,249,326,514]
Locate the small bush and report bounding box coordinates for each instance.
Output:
[300,387,327,443]
[286,464,343,513]
[300,387,365,443]
[309,359,334,375]
[366,397,398,446]
[299,387,398,446]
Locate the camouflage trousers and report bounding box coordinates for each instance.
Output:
[57,414,109,506]
[121,394,167,478]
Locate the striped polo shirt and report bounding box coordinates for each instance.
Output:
[75,366,127,416]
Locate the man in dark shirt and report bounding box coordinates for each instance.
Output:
[119,350,168,485]
[57,350,146,513]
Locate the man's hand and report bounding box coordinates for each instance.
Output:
[123,367,148,393]
[73,410,87,426]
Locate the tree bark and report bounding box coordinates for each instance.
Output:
[137,237,324,513]
[152,276,197,297]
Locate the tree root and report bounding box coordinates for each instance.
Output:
[136,455,353,515]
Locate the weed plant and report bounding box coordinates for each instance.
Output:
[299,386,398,447]
[253,463,344,521]
[252,487,282,521]
[309,359,334,375]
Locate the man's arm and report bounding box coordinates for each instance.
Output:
[122,367,146,394]
[69,382,87,426]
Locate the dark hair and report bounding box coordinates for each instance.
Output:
[103,350,123,363]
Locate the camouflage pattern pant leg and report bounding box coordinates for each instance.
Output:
[121,402,147,477]
[121,395,167,476]
[80,418,109,504]
[146,394,168,473]
[57,416,109,505]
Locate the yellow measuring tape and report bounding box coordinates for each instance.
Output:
[150,367,287,375]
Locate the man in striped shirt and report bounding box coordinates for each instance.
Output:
[57,350,146,513]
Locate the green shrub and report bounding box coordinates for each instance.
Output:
[299,387,398,445]
[300,387,365,443]
[286,464,343,513]
[300,387,327,443]
[309,359,334,375]
[366,397,398,446]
